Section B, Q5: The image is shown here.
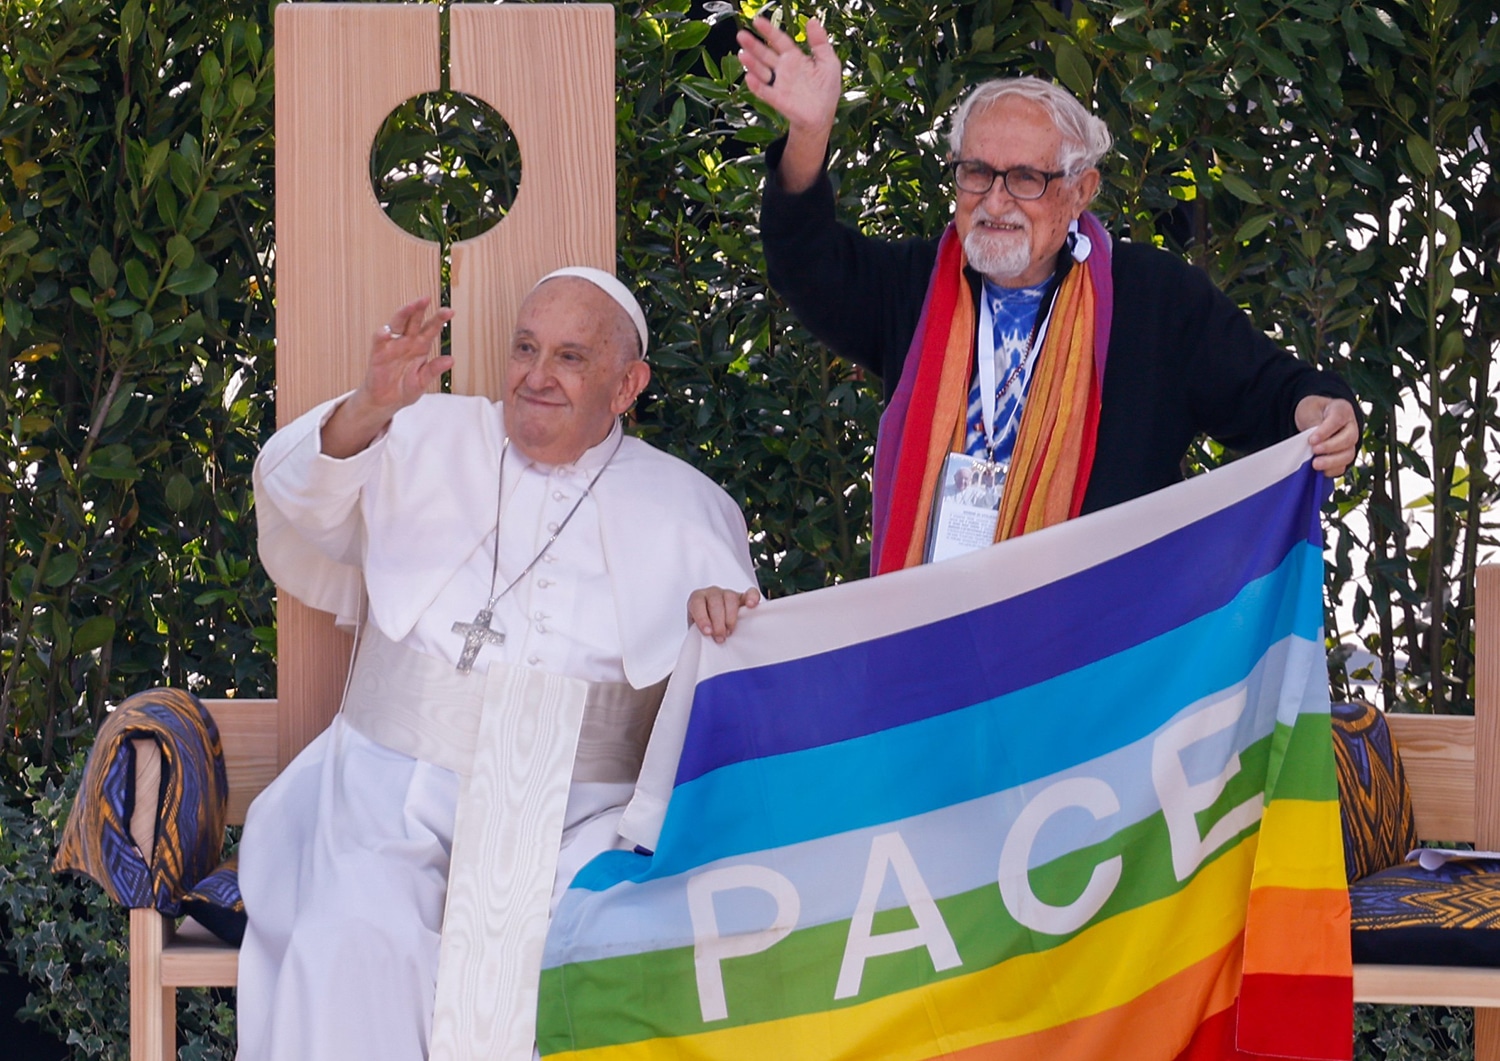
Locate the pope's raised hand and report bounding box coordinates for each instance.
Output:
[360,297,454,413]
[737,16,841,139]
[320,297,454,459]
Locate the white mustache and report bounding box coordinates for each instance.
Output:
[971,208,1030,233]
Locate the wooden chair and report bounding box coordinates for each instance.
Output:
[124,5,616,1058]
[1351,562,1500,1059]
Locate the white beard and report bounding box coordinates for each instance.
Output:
[963,213,1033,283]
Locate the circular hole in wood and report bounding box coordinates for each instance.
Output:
[370,90,520,245]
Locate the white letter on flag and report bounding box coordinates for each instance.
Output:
[835,831,962,1000]
[1151,688,1265,882]
[687,865,801,1023]
[998,777,1123,936]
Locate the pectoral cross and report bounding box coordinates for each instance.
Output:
[452,608,505,674]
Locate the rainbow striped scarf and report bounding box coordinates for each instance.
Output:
[539,431,1351,1061]
[871,212,1112,575]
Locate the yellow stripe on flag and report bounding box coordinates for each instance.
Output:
[549,836,1267,1061]
[1249,799,1345,891]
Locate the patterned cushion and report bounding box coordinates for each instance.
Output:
[180,855,246,946]
[1351,858,1500,966]
[1331,700,1417,883]
[54,688,229,916]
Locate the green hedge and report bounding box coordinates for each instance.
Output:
[1,0,1496,1055]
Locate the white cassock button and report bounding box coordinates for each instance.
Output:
[528,655,542,665]
[537,578,551,589]
[542,553,557,564]
[552,491,567,502]
[547,521,560,533]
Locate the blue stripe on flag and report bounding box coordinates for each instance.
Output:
[675,466,1322,786]
[631,544,1323,880]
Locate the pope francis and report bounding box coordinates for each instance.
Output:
[235,268,757,1061]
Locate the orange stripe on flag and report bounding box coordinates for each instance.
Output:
[1241,886,1351,978]
[932,934,1245,1061]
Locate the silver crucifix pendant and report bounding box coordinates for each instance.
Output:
[452,607,505,674]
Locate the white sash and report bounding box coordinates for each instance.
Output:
[342,628,663,1061]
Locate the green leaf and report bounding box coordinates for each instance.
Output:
[666,22,711,52]
[88,245,118,290]
[142,140,171,189]
[1054,43,1093,99]
[43,553,78,588]
[123,259,151,301]
[229,75,257,109]
[1406,133,1439,177]
[200,51,222,87]
[1233,213,1276,242]
[1337,155,1385,192]
[72,615,116,654]
[167,260,218,295]
[1218,172,1262,204]
[166,234,194,268]
[165,473,195,511]
[119,0,144,46]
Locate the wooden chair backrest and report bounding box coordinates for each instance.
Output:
[202,3,616,816]
[1384,564,1498,846]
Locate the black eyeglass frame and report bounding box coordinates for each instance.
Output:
[947,159,1073,200]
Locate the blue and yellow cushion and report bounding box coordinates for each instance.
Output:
[1331,700,1418,883]
[54,688,229,915]
[1351,857,1500,966]
[180,855,246,945]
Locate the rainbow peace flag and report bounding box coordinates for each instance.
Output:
[539,432,1351,1061]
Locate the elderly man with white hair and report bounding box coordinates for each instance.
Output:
[236,268,757,1060]
[730,18,1358,577]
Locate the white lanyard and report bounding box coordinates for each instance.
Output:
[976,289,1053,460]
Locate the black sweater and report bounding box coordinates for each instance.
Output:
[760,142,1359,514]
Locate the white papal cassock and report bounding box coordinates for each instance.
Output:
[236,393,756,1061]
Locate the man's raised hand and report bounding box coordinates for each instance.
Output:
[320,298,454,459]
[738,16,841,194]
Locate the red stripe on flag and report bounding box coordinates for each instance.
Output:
[1236,972,1353,1061]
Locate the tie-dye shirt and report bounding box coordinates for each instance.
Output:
[963,280,1049,465]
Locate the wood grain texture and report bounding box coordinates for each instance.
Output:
[429,664,587,1061]
[129,739,162,864]
[1386,713,1476,842]
[273,3,439,767]
[1354,963,1500,1007]
[1477,565,1499,850]
[160,918,239,988]
[129,908,174,1061]
[202,698,279,824]
[1478,1008,1500,1061]
[448,4,616,399]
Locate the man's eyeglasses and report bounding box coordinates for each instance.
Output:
[949,159,1070,200]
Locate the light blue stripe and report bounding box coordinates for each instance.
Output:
[637,543,1323,881]
[543,636,1327,968]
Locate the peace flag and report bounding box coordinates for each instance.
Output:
[539,431,1351,1061]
